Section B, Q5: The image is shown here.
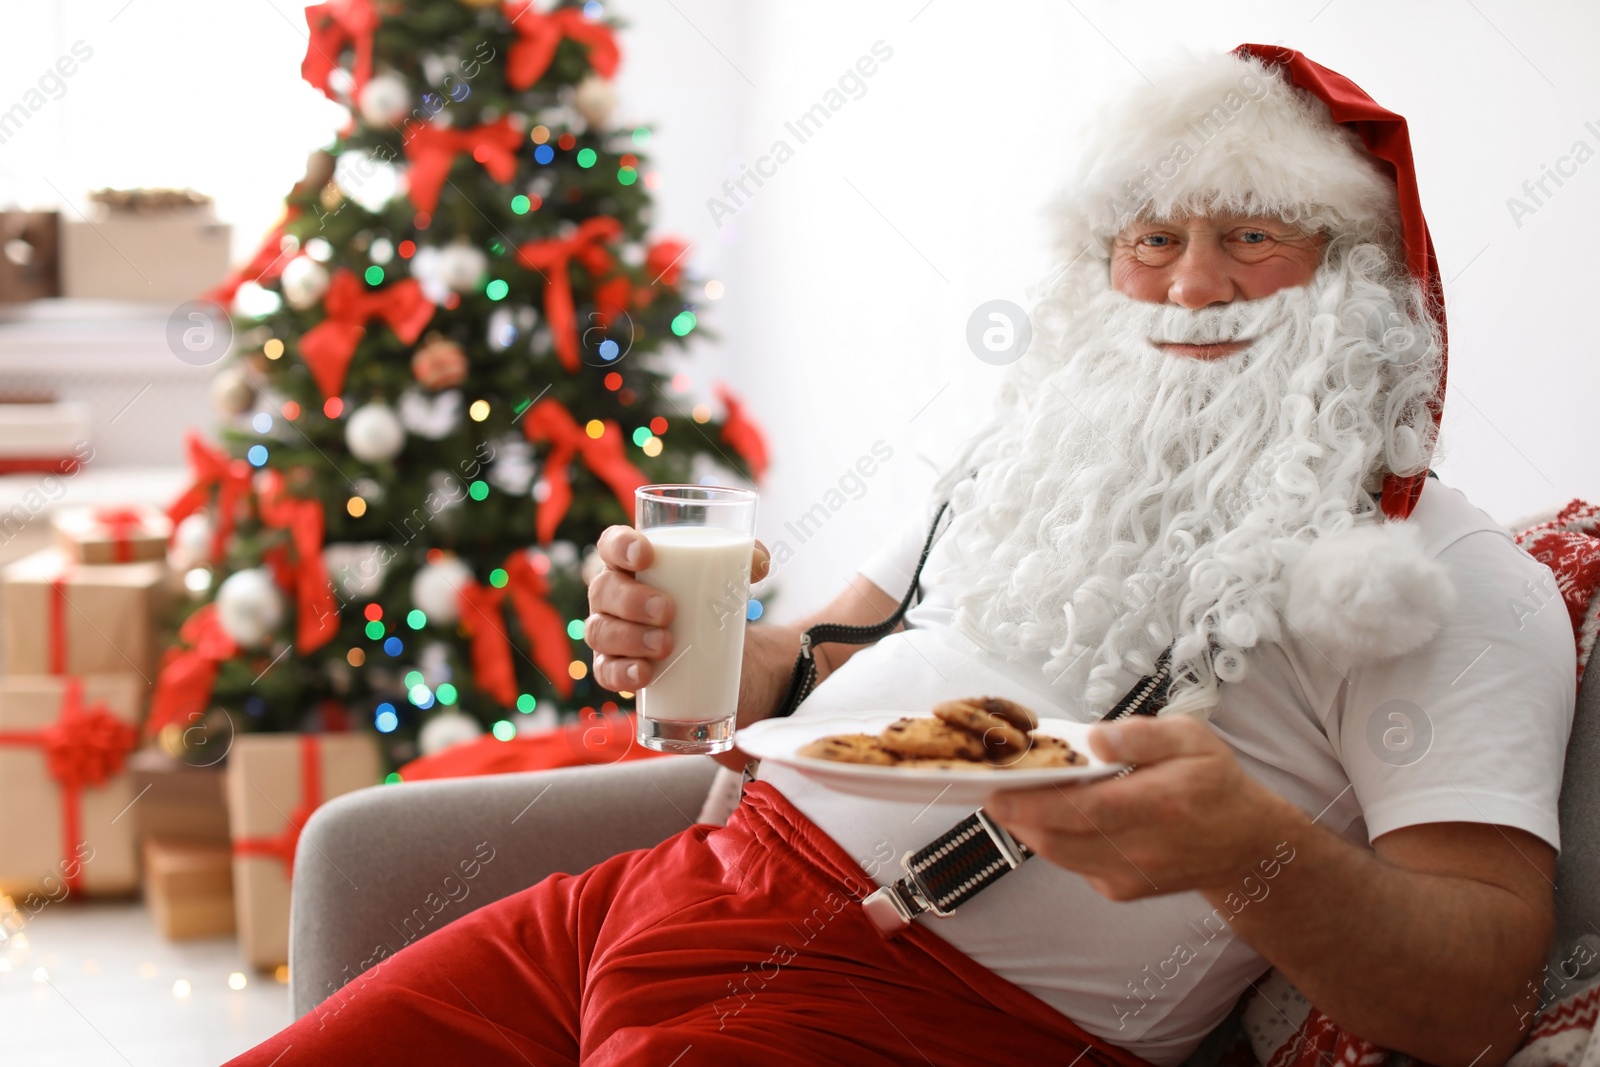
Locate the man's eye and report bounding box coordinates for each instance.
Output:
[1237,231,1268,244]
[1140,235,1172,247]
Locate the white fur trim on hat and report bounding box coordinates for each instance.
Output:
[1063,52,1399,246]
[1283,521,1455,667]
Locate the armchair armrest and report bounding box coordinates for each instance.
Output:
[288,755,721,1019]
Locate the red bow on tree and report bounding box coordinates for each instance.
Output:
[516,217,622,372]
[168,432,255,562]
[232,736,322,878]
[302,0,381,102]
[522,397,648,543]
[257,472,339,653]
[503,1,621,90]
[0,679,138,894]
[299,270,435,398]
[589,239,692,329]
[146,604,239,739]
[458,551,575,707]
[404,116,524,215]
[645,239,690,287]
[715,383,770,480]
[203,207,302,308]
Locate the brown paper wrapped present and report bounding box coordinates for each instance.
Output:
[0,675,144,897]
[142,838,234,940]
[127,747,229,846]
[2,548,167,679]
[226,733,381,969]
[53,505,172,565]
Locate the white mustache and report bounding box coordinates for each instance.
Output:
[1127,288,1302,346]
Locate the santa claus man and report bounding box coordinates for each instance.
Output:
[228,45,1573,1067]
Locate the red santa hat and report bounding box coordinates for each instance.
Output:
[1060,46,1456,666]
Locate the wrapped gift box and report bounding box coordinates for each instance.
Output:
[0,674,144,897]
[53,505,172,565]
[127,747,229,846]
[0,401,91,474]
[142,837,234,940]
[60,205,230,304]
[2,548,167,680]
[226,733,381,969]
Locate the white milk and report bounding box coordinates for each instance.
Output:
[637,525,753,722]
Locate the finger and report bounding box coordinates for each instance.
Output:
[595,526,653,573]
[587,569,674,627]
[593,653,653,691]
[988,784,1107,836]
[1091,714,1217,765]
[584,613,672,660]
[751,540,771,584]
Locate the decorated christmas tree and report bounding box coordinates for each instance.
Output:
[149,0,768,770]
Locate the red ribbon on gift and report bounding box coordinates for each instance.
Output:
[715,383,770,480]
[516,217,622,372]
[257,473,340,654]
[302,0,381,102]
[459,552,575,706]
[503,0,621,90]
[299,270,435,399]
[0,678,137,895]
[521,397,647,543]
[146,604,239,739]
[168,433,255,563]
[90,507,148,564]
[232,735,322,879]
[404,116,523,216]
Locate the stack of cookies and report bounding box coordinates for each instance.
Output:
[798,696,1088,770]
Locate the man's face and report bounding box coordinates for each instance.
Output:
[1110,213,1325,361]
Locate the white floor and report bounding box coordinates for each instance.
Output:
[0,899,289,1066]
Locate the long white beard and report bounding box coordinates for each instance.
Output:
[932,240,1442,715]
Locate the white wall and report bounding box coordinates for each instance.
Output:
[7,1,1597,624]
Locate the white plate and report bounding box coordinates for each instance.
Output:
[739,712,1126,805]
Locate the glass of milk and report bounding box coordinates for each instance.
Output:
[633,484,759,754]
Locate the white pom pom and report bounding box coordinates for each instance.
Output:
[215,569,285,647]
[1284,521,1455,667]
[345,403,406,463]
[411,556,474,624]
[419,709,483,755]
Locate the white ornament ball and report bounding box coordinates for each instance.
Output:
[211,365,255,417]
[170,512,214,570]
[419,709,483,756]
[573,75,616,126]
[323,542,387,600]
[399,387,463,440]
[215,569,286,648]
[357,72,412,126]
[438,243,488,292]
[345,403,406,463]
[280,256,330,310]
[410,556,474,624]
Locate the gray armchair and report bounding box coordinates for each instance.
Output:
[288,662,1600,1037]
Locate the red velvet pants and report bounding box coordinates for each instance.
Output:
[225,782,1151,1067]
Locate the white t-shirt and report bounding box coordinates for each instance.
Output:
[758,478,1575,1065]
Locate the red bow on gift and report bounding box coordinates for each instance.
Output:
[147,604,239,739]
[404,116,524,216]
[299,270,434,399]
[459,551,575,706]
[168,433,254,562]
[0,679,137,894]
[522,397,647,543]
[715,383,770,480]
[517,217,622,372]
[233,736,322,879]
[91,507,149,563]
[257,472,339,654]
[503,0,621,90]
[302,0,381,102]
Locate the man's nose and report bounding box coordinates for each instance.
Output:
[1166,244,1237,308]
